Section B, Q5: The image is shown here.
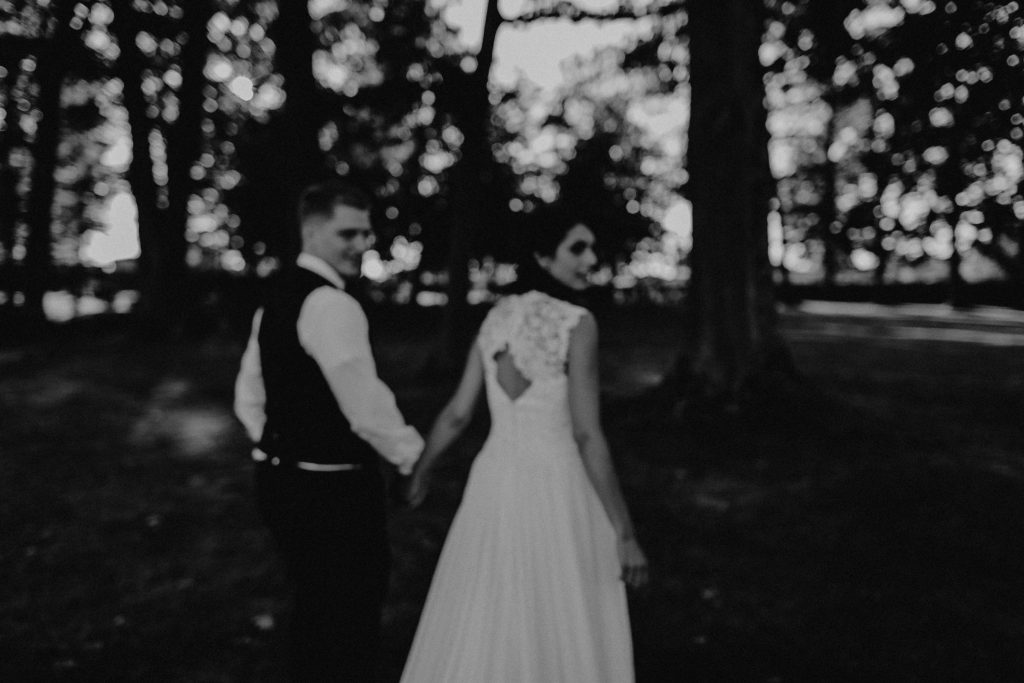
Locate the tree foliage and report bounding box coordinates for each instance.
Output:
[775,0,1024,299]
[1,0,1022,335]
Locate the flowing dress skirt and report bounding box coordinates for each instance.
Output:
[400,438,634,683]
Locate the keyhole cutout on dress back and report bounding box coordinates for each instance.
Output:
[493,348,532,401]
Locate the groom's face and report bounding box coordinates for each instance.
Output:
[304,203,374,278]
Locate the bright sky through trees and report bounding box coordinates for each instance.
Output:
[439,0,643,90]
[437,0,696,238]
[80,191,140,267]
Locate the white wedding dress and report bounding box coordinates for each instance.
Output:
[401,290,634,683]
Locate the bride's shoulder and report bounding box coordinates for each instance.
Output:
[483,293,520,323]
[528,291,588,330]
[483,290,587,331]
[478,294,519,342]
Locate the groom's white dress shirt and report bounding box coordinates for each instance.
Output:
[234,253,423,474]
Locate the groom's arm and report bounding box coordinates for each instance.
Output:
[233,309,267,443]
[299,287,424,474]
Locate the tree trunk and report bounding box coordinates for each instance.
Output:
[820,107,840,288]
[0,65,23,303]
[21,2,77,320]
[674,0,791,408]
[870,208,888,295]
[160,1,215,327]
[439,0,502,362]
[948,216,967,308]
[268,1,324,261]
[440,88,490,360]
[0,164,17,300]
[111,1,167,330]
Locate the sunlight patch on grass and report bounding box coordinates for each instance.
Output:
[129,405,237,458]
[126,377,239,459]
[17,378,89,409]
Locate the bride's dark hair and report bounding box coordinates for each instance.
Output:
[504,202,590,306]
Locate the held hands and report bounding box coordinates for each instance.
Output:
[404,463,431,509]
[617,537,649,589]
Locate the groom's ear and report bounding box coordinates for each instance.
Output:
[300,217,319,243]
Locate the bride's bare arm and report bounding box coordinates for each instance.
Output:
[406,343,485,507]
[567,313,649,588]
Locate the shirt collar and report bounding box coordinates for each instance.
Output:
[297,253,345,289]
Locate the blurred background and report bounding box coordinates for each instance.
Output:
[1,0,1021,328]
[2,0,1023,681]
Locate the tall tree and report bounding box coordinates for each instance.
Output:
[110,0,174,329]
[674,0,791,406]
[777,0,865,288]
[434,0,682,360]
[21,1,79,320]
[0,61,24,301]
[267,0,324,261]
[160,0,216,324]
[110,0,218,330]
[435,0,503,359]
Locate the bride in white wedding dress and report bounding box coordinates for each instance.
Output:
[401,205,648,683]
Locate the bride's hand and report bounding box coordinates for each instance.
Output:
[617,537,649,589]
[405,466,431,509]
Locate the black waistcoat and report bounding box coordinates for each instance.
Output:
[257,267,377,467]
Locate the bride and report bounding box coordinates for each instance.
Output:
[401,204,649,682]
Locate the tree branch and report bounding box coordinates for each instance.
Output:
[0,35,101,71]
[507,0,686,25]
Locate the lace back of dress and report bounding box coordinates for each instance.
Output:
[479,292,586,400]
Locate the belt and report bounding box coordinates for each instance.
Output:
[252,448,364,472]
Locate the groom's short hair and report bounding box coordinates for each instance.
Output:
[298,179,373,226]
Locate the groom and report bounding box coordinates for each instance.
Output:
[234,179,423,680]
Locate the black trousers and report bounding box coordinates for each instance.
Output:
[255,462,390,682]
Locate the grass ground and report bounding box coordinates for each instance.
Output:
[1,302,1023,682]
